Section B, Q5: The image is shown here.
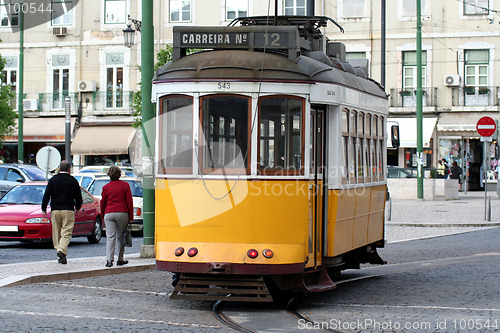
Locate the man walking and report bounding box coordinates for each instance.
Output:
[41,160,82,264]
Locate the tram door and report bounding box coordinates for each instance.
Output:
[308,106,326,269]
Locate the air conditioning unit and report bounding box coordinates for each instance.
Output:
[78,80,97,92]
[52,27,67,36]
[23,99,39,111]
[444,74,460,86]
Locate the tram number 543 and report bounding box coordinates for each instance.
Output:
[218,82,231,90]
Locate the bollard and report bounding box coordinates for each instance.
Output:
[486,197,491,221]
[387,197,392,221]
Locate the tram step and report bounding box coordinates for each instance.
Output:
[171,274,273,302]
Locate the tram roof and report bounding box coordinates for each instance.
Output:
[153,49,387,98]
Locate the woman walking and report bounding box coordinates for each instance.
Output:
[100,165,133,267]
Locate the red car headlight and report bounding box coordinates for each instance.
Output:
[25,217,50,224]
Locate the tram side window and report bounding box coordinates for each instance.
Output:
[200,95,249,173]
[341,109,349,183]
[259,96,303,175]
[365,114,372,182]
[372,115,378,179]
[358,112,365,183]
[159,95,193,174]
[378,116,385,180]
[349,111,357,183]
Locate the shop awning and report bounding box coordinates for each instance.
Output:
[388,117,437,148]
[436,112,498,138]
[3,117,76,142]
[71,125,136,155]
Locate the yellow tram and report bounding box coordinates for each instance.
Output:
[152,16,396,301]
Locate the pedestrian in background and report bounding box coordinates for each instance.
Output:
[41,160,82,264]
[450,161,463,191]
[100,165,133,267]
[437,159,445,178]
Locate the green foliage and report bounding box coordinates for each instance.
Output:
[0,55,16,143]
[132,45,174,128]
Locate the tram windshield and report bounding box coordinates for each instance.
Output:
[200,95,249,173]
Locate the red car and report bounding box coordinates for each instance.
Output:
[0,182,103,243]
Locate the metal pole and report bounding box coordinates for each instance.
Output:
[64,96,71,162]
[381,0,386,88]
[484,140,488,220]
[17,4,24,163]
[416,0,424,199]
[141,0,155,256]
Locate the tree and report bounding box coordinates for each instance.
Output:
[131,45,173,128]
[0,52,16,145]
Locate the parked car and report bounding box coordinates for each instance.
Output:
[77,165,136,177]
[0,164,49,198]
[0,182,103,243]
[78,174,144,232]
[387,166,417,178]
[73,172,107,191]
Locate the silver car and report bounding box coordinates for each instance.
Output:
[0,164,48,197]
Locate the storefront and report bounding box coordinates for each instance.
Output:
[0,117,75,164]
[436,112,498,191]
[71,124,136,169]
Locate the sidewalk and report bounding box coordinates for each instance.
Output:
[385,191,500,243]
[0,253,155,288]
[1,191,499,288]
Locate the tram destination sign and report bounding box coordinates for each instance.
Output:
[173,26,301,61]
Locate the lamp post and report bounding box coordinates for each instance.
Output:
[17,4,24,163]
[123,6,155,258]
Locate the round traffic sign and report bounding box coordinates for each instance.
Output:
[476,116,497,137]
[36,146,61,172]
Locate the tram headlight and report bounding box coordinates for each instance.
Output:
[187,247,198,257]
[247,249,258,259]
[174,247,184,256]
[263,249,274,259]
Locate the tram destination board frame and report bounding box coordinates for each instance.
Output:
[172,26,301,62]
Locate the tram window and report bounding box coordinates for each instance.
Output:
[349,111,357,183]
[365,114,371,137]
[259,96,303,175]
[200,95,249,173]
[372,115,378,179]
[378,116,385,179]
[358,112,364,137]
[365,114,372,182]
[159,95,193,174]
[341,109,349,182]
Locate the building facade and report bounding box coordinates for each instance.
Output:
[1,0,498,189]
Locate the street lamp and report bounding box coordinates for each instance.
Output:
[123,24,135,48]
[123,15,142,48]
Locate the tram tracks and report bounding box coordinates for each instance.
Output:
[212,253,500,332]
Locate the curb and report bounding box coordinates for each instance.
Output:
[0,263,155,288]
[386,222,500,227]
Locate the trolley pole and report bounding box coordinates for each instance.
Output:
[416,0,424,199]
[140,0,156,258]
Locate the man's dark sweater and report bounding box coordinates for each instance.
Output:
[41,172,83,211]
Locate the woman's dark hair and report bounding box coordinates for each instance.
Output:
[107,165,121,181]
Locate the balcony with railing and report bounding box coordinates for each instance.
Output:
[91,91,134,115]
[9,93,25,111]
[38,93,80,115]
[37,91,134,116]
[389,88,438,111]
[451,86,499,107]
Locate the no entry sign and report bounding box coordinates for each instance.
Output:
[476,116,496,137]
